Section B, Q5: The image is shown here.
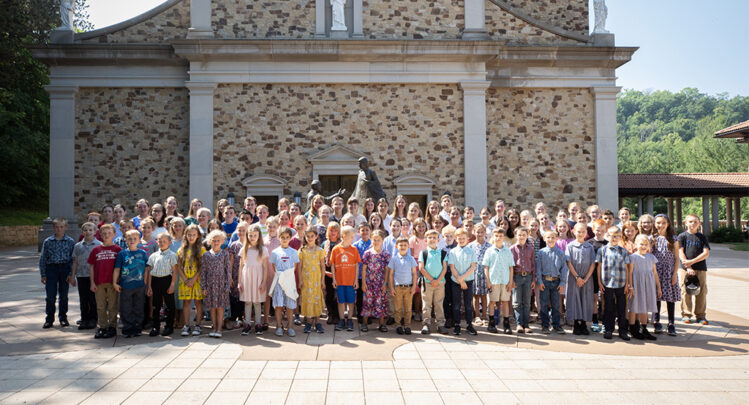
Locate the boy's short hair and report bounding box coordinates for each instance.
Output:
[440,194,452,203]
[463,217,474,225]
[140,217,155,228]
[293,215,308,225]
[257,204,269,212]
[685,214,701,222]
[206,229,227,243]
[372,229,387,239]
[473,223,485,231]
[196,207,212,217]
[240,209,252,217]
[603,209,615,217]
[347,197,359,205]
[606,226,622,236]
[618,207,630,214]
[340,225,356,237]
[454,228,467,237]
[442,225,456,236]
[278,226,293,238]
[87,211,100,219]
[357,222,371,231]
[543,230,557,239]
[224,205,236,214]
[119,219,134,227]
[266,216,280,226]
[99,223,115,233]
[514,226,528,234]
[592,219,606,228]
[493,228,506,236]
[425,229,440,238]
[81,222,96,231]
[244,196,257,204]
[332,196,344,204]
[125,229,141,239]
[157,232,172,242]
[390,217,402,226]
[52,217,68,226]
[396,236,410,245]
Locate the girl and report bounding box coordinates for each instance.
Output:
[637,214,657,243]
[169,218,186,253]
[278,210,292,233]
[113,204,126,238]
[586,204,602,225]
[215,199,228,223]
[185,198,203,226]
[621,221,639,254]
[150,204,168,237]
[653,214,680,336]
[376,198,392,231]
[538,213,554,235]
[299,226,326,333]
[323,222,342,324]
[133,199,150,230]
[305,194,324,225]
[341,214,359,242]
[317,205,332,243]
[227,222,248,330]
[289,203,302,227]
[139,218,158,256]
[628,234,661,340]
[256,204,270,238]
[407,202,422,225]
[534,202,547,218]
[507,209,521,233]
[440,194,454,222]
[369,212,387,235]
[424,200,441,230]
[263,217,281,330]
[362,198,376,221]
[278,197,291,215]
[431,217,447,249]
[401,217,411,237]
[470,224,491,325]
[496,217,514,246]
[177,225,205,336]
[576,211,595,240]
[556,210,569,227]
[391,195,407,219]
[448,207,462,229]
[554,220,573,253]
[290,215,308,250]
[239,224,269,336]
[331,197,344,223]
[361,230,391,332]
[480,206,494,232]
[201,230,232,338]
[617,207,631,228]
[165,196,182,218]
[519,210,533,228]
[565,223,597,335]
[409,218,427,322]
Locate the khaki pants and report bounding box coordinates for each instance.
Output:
[421,283,445,327]
[679,269,707,319]
[393,285,413,326]
[95,283,118,329]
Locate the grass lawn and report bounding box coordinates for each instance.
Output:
[728,242,749,252]
[0,208,48,226]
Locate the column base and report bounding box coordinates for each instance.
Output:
[461,29,488,40]
[186,28,215,39]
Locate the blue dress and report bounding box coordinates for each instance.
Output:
[470,241,491,295]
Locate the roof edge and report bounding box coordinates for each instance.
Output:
[487,0,591,43]
[75,0,184,41]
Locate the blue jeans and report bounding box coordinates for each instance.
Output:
[539,278,561,328]
[513,274,533,327]
[45,263,71,322]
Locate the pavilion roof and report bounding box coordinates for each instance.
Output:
[618,173,749,197]
[714,120,749,138]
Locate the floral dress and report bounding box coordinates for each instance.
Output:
[299,247,326,317]
[200,249,231,309]
[228,241,242,299]
[470,241,491,295]
[178,247,206,300]
[653,236,681,302]
[361,248,392,318]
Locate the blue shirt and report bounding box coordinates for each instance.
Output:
[222,219,238,235]
[270,246,299,273]
[353,238,372,279]
[418,247,446,283]
[536,246,569,289]
[596,245,631,288]
[113,236,128,250]
[388,253,417,286]
[448,245,477,282]
[114,249,148,290]
[482,245,515,285]
[382,235,410,258]
[39,235,76,276]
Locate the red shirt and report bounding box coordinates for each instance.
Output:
[331,245,361,286]
[87,245,122,285]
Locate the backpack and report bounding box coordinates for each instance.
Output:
[419,249,448,287]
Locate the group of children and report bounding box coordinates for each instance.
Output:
[38,193,710,342]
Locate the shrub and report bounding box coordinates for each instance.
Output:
[708,226,745,243]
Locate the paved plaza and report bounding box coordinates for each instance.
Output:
[0,245,747,404]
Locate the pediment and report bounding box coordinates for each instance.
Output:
[241,174,287,187]
[308,144,369,163]
[394,174,437,186]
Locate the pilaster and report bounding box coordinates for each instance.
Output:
[460,81,491,211]
[186,82,217,211]
[463,0,488,39]
[187,0,214,39]
[592,86,622,213]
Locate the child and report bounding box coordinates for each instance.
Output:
[362,198,376,222]
[72,222,101,330]
[369,212,387,235]
[463,217,476,243]
[538,213,554,236]
[511,226,536,334]
[150,204,168,237]
[536,231,569,335]
[222,206,239,235]
[448,206,462,229]
[185,198,203,226]
[441,225,458,328]
[440,193,455,223]
[133,199,150,230]
[431,217,447,249]
[388,237,418,334]
[408,218,427,322]
[113,230,149,338]
[585,219,608,332]
[353,223,372,322]
[306,195,325,225]
[418,230,448,335]
[196,207,211,236]
[227,222,248,330]
[164,196,182,218]
[448,228,478,335]
[40,218,76,329]
[331,225,361,332]
[346,197,366,227]
[243,196,259,223]
[407,202,423,225]
[400,217,411,238]
[201,230,232,338]
[215,199,228,224]
[480,207,495,233]
[177,225,205,336]
[317,205,332,243]
[377,198,392,231]
[114,219,135,249]
[331,196,345,223]
[483,228,515,334]
[290,215,308,250]
[463,206,475,221]
[362,230,392,332]
[628,234,661,340]
[256,205,270,238]
[596,227,633,341]
[391,195,408,220]
[617,207,631,229]
[88,224,122,338]
[264,217,282,329]
[554,220,573,253]
[146,232,178,336]
[299,226,326,333]
[602,210,616,230]
[678,214,710,325]
[653,214,680,336]
[140,218,158,256]
[637,214,656,242]
[621,221,639,254]
[469,224,491,325]
[323,222,342,325]
[269,227,300,337]
[425,200,441,230]
[239,224,269,336]
[534,202,547,217]
[289,203,303,226]
[565,223,597,336]
[519,210,532,228]
[278,197,291,216]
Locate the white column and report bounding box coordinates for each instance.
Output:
[186,82,217,212]
[592,86,622,213]
[352,0,363,38]
[315,0,326,37]
[460,81,491,211]
[463,0,487,39]
[187,0,214,39]
[44,85,78,220]
[646,196,654,214]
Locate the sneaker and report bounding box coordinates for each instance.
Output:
[275,327,284,336]
[473,317,482,325]
[59,319,70,327]
[294,314,302,326]
[421,325,430,335]
[208,332,217,338]
[524,327,532,334]
[654,322,663,334]
[94,328,106,339]
[43,321,53,329]
[554,326,565,335]
[404,327,412,335]
[192,325,201,336]
[304,323,312,334]
[360,324,368,332]
[667,324,677,336]
[453,325,461,335]
[378,325,388,333]
[438,326,448,334]
[697,318,709,325]
[287,328,296,337]
[335,320,345,331]
[149,328,160,337]
[681,317,692,324]
[541,326,551,335]
[315,323,324,333]
[590,322,601,332]
[603,331,613,339]
[466,324,477,336]
[396,326,404,335]
[161,327,174,336]
[215,332,222,338]
[619,331,631,341]
[241,325,252,335]
[255,324,264,335]
[346,319,354,332]
[516,325,524,334]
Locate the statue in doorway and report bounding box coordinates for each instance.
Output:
[352,157,386,204]
[331,0,347,31]
[593,0,610,34]
[306,180,346,210]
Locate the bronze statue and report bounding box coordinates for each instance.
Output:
[352,157,386,203]
[306,180,345,210]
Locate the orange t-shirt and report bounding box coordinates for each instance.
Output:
[330,244,361,286]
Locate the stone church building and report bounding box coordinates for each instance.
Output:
[33,0,635,222]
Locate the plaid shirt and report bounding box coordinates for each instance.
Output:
[596,245,630,288]
[39,235,76,276]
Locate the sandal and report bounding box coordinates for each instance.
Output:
[378,324,388,333]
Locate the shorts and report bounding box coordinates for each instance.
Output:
[488,284,511,302]
[336,285,356,304]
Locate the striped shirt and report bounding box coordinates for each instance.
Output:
[147,249,178,278]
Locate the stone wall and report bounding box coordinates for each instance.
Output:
[81,0,189,43]
[485,88,596,213]
[497,0,589,36]
[485,1,581,44]
[74,88,190,221]
[363,0,463,39]
[212,83,465,206]
[212,0,315,39]
[0,226,39,247]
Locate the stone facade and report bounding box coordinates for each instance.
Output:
[81,0,190,43]
[485,88,596,212]
[362,0,463,39]
[212,83,465,206]
[212,0,315,39]
[0,226,39,247]
[74,88,190,221]
[498,0,589,36]
[485,1,582,44]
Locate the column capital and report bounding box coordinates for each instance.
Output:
[44,85,79,99]
[591,86,622,99]
[459,81,491,95]
[185,82,217,95]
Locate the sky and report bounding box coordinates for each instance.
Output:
[85,0,748,96]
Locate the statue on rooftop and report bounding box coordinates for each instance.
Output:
[593,0,610,34]
[60,0,74,30]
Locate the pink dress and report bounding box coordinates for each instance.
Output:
[239,247,268,304]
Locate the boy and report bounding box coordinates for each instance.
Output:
[71,222,101,330]
[448,228,477,335]
[596,227,633,341]
[510,226,535,334]
[616,207,631,229]
[243,196,259,223]
[222,206,239,235]
[441,225,458,328]
[388,237,419,335]
[678,214,710,325]
[331,196,345,223]
[269,227,301,337]
[78,212,101,241]
[483,228,515,334]
[383,218,407,257]
[113,230,149,338]
[88,224,122,338]
[585,219,608,332]
[418,230,448,334]
[331,225,362,331]
[601,210,616,230]
[39,218,76,329]
[346,197,366,227]
[113,219,135,249]
[146,233,178,336]
[353,223,372,322]
[536,231,569,335]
